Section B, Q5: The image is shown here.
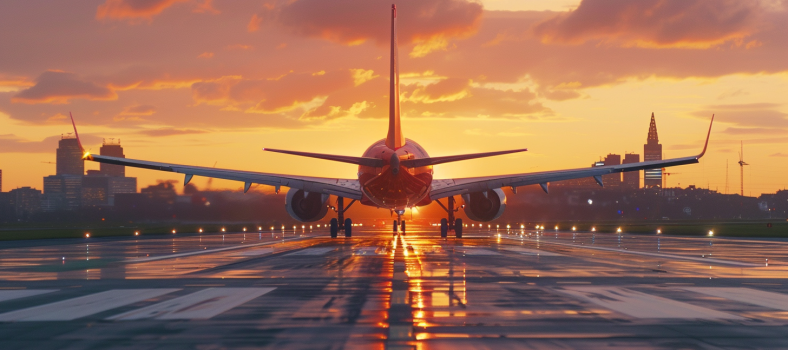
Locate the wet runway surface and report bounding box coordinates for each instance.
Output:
[2,227,788,349]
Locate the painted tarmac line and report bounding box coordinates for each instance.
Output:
[0,289,180,322]
[234,248,274,256]
[561,286,742,319]
[285,247,336,256]
[685,287,788,311]
[500,247,563,256]
[126,236,312,263]
[0,290,57,303]
[502,236,759,267]
[108,287,275,320]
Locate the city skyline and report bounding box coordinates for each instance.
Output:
[1,0,787,196]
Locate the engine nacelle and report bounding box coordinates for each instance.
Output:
[285,189,329,222]
[462,188,506,222]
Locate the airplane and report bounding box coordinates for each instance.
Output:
[69,4,714,238]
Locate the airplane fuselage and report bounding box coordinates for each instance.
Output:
[358,139,433,210]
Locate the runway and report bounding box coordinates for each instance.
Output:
[1,227,788,349]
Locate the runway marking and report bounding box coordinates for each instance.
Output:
[108,287,275,320]
[234,248,274,256]
[456,247,501,255]
[685,287,788,311]
[0,289,180,321]
[502,236,759,267]
[126,236,312,263]
[0,290,57,303]
[354,247,382,255]
[560,286,742,319]
[501,247,563,256]
[285,247,335,256]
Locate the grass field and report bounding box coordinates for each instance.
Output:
[0,219,786,241]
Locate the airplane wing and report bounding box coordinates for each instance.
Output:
[86,154,362,199]
[430,116,714,200]
[69,113,361,199]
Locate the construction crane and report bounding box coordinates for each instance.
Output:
[662,170,680,188]
[738,141,748,196]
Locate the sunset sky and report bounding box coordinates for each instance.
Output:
[1,0,787,196]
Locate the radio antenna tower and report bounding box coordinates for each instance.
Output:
[738,141,748,196]
[724,159,729,194]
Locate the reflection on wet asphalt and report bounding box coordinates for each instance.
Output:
[1,227,788,349]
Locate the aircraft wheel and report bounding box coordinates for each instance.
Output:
[344,218,352,237]
[440,218,448,238]
[401,220,406,235]
[455,218,463,238]
[393,220,398,235]
[330,218,338,238]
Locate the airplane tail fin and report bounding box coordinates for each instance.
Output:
[385,4,404,150]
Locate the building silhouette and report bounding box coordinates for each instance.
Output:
[56,136,83,176]
[602,154,621,188]
[622,153,640,189]
[99,139,125,177]
[644,113,663,188]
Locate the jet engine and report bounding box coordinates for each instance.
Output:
[285,189,329,222]
[462,188,506,222]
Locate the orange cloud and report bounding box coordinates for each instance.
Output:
[267,0,482,54]
[137,128,207,137]
[96,0,187,22]
[191,70,357,114]
[534,0,766,49]
[12,71,116,104]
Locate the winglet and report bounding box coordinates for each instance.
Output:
[69,112,91,160]
[697,114,714,159]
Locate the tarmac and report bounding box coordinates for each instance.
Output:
[1,226,788,349]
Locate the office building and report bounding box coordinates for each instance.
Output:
[602,154,622,188]
[56,136,83,176]
[9,187,41,217]
[643,113,663,188]
[99,139,125,177]
[622,153,640,189]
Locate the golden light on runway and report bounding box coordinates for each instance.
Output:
[657,229,662,234]
[242,227,247,232]
[506,224,511,229]
[134,231,139,236]
[591,227,596,232]
[617,227,622,233]
[172,229,176,234]
[85,233,90,238]
[221,228,226,232]
[572,226,577,231]
[520,224,525,229]
[199,228,203,233]
[708,230,714,236]
[555,225,559,230]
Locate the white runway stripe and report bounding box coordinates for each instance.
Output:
[0,290,57,303]
[0,289,180,321]
[108,287,275,320]
[285,247,335,256]
[458,247,501,255]
[685,287,788,311]
[501,247,562,256]
[561,286,742,319]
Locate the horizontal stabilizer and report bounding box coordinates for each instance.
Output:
[264,148,385,167]
[400,148,527,168]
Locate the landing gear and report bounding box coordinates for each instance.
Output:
[400,220,406,235]
[436,196,463,238]
[344,218,352,237]
[330,218,338,238]
[393,220,398,235]
[330,196,355,238]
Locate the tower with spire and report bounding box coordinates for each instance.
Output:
[643,112,663,187]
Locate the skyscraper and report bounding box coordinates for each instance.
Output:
[643,113,663,188]
[56,136,83,176]
[99,139,125,176]
[602,154,622,188]
[622,153,640,189]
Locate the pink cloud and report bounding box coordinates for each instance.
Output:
[533,0,766,48]
[96,0,187,22]
[12,71,116,104]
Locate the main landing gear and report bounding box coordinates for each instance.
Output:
[436,196,463,238]
[393,210,406,236]
[329,196,355,238]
